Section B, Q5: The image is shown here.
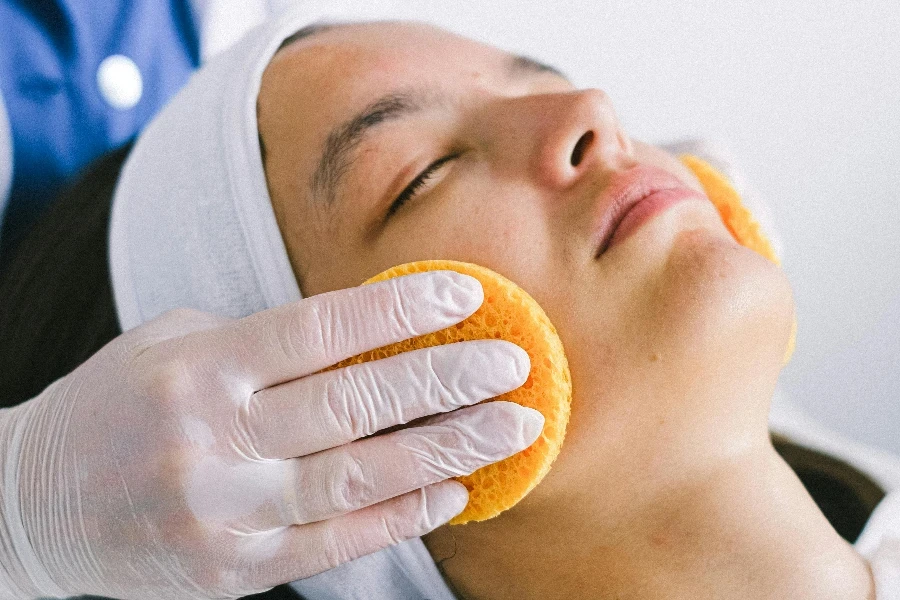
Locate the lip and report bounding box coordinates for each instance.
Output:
[591,165,707,257]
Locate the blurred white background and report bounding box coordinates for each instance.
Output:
[339,0,900,453]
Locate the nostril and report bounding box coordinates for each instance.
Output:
[570,131,594,167]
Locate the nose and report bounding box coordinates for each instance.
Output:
[492,89,635,189]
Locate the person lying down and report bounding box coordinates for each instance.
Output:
[255,18,895,600]
[3,7,898,600]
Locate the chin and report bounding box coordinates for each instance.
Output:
[563,228,793,474]
[649,225,795,377]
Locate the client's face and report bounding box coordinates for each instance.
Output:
[258,22,794,519]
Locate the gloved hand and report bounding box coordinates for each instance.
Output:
[0,270,541,600]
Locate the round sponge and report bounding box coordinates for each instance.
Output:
[332,260,572,525]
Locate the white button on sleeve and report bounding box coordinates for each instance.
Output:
[97,55,143,110]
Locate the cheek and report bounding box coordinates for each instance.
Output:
[291,219,372,296]
[369,184,554,283]
[514,235,794,511]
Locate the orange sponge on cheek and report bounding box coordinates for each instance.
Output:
[679,154,796,364]
[330,260,572,525]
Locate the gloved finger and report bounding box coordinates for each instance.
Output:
[250,480,468,588]
[279,401,544,527]
[242,339,530,459]
[179,270,483,391]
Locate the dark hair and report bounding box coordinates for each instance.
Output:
[0,144,128,409]
[277,22,337,52]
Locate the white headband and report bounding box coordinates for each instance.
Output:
[108,5,457,599]
[108,8,308,330]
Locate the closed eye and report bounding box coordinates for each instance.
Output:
[386,153,461,219]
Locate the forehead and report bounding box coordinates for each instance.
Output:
[259,22,522,140]
[269,21,513,91]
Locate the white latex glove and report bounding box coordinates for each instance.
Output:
[0,271,541,600]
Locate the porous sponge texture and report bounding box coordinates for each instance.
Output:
[679,154,796,363]
[332,260,572,525]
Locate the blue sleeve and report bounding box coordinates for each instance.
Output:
[0,0,200,259]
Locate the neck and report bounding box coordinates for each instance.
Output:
[426,444,874,600]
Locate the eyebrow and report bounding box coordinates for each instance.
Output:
[507,54,569,81]
[310,53,568,206]
[311,91,432,205]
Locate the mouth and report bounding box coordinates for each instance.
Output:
[591,165,707,258]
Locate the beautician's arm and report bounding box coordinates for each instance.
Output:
[0,271,540,600]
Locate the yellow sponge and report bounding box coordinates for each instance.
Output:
[679,154,796,363]
[332,260,572,524]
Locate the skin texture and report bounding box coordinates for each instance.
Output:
[257,22,874,600]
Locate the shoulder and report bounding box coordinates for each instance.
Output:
[770,396,900,600]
